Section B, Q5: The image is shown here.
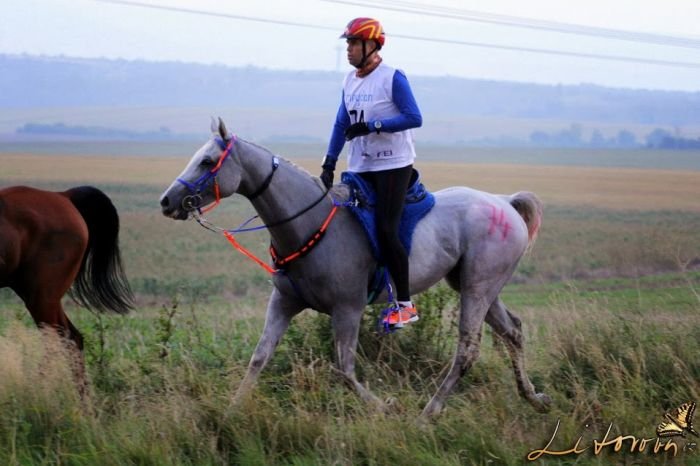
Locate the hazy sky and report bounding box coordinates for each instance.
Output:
[2,0,700,91]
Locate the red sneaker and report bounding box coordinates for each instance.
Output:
[382,304,419,329]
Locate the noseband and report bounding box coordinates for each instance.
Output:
[177,136,234,214]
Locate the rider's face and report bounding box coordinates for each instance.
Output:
[346,39,375,67]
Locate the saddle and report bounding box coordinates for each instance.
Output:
[340,169,435,302]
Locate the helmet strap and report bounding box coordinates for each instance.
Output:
[355,52,382,78]
[355,41,379,69]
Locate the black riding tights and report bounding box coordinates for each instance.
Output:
[359,165,413,302]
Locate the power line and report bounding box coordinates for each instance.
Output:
[326,0,700,50]
[95,0,700,69]
[96,0,337,32]
[390,33,700,69]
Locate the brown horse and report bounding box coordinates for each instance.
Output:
[0,185,133,391]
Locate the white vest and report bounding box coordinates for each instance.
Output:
[343,63,416,172]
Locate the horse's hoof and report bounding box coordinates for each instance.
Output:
[384,396,398,408]
[230,388,253,409]
[534,392,552,412]
[420,400,443,419]
[415,413,433,430]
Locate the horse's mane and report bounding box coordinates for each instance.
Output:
[240,137,326,190]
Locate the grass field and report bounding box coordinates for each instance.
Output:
[1,149,699,465]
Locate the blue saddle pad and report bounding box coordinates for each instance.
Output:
[341,169,435,263]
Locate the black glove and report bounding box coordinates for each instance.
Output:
[320,156,336,189]
[320,168,334,189]
[344,122,371,141]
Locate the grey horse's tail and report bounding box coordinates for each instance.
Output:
[506,191,543,250]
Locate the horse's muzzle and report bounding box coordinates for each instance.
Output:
[159,195,190,220]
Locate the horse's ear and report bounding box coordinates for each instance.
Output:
[218,117,231,141]
[210,116,218,134]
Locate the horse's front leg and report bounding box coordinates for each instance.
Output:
[331,306,386,412]
[232,288,304,404]
[421,293,490,419]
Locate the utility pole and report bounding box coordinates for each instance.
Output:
[335,44,343,72]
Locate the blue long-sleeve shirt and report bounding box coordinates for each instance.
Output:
[325,69,422,165]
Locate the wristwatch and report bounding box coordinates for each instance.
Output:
[373,120,382,133]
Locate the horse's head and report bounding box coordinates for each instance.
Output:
[159,118,242,220]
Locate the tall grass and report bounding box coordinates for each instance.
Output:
[1,279,699,465]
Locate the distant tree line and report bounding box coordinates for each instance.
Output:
[644,128,700,149]
[529,124,637,148]
[528,124,700,149]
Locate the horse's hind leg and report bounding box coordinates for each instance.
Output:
[331,306,385,411]
[59,314,89,399]
[23,297,90,398]
[233,289,304,404]
[485,298,551,412]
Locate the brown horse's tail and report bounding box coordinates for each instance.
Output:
[66,186,133,314]
[507,191,543,251]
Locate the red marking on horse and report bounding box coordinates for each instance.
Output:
[487,204,511,240]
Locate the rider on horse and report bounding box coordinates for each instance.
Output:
[320,17,424,329]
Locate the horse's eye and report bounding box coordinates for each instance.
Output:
[200,157,215,167]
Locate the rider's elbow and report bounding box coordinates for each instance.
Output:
[411,113,423,128]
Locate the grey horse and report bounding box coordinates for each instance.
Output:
[159,118,551,418]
